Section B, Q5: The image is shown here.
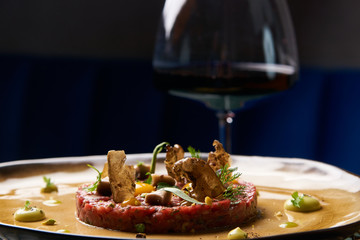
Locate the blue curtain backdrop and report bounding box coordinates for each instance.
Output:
[1,54,360,175]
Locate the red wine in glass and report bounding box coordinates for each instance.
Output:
[153,0,298,152]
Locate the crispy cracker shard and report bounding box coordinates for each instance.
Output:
[207,140,232,171]
[101,162,109,179]
[173,157,226,202]
[164,144,184,181]
[107,150,135,203]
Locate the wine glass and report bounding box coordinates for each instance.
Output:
[152,0,298,152]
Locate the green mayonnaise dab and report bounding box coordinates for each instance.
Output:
[284,192,321,212]
[14,201,45,222]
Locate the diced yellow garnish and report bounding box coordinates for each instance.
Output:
[182,182,193,191]
[205,196,212,205]
[231,179,239,184]
[228,227,247,239]
[121,197,141,207]
[135,182,155,196]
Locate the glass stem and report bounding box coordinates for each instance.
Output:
[217,111,235,153]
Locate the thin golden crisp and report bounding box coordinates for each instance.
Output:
[101,162,109,179]
[207,140,232,171]
[164,144,184,181]
[107,150,135,203]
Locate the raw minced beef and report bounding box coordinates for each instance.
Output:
[76,181,257,233]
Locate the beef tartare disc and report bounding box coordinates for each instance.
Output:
[76,141,258,233]
[76,181,257,233]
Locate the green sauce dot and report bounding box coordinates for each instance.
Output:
[279,222,298,228]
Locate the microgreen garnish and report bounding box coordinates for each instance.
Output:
[43,176,53,188]
[187,146,201,158]
[217,164,242,185]
[41,176,58,193]
[291,191,304,208]
[24,200,32,210]
[143,172,152,184]
[150,142,169,174]
[223,185,245,203]
[161,187,204,205]
[216,164,244,202]
[85,164,102,192]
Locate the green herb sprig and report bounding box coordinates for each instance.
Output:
[85,164,102,192]
[223,185,246,203]
[291,191,304,208]
[43,176,53,188]
[216,164,244,202]
[41,176,58,193]
[24,200,32,210]
[217,164,242,185]
[187,146,201,158]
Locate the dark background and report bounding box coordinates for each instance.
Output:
[1,0,360,175]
